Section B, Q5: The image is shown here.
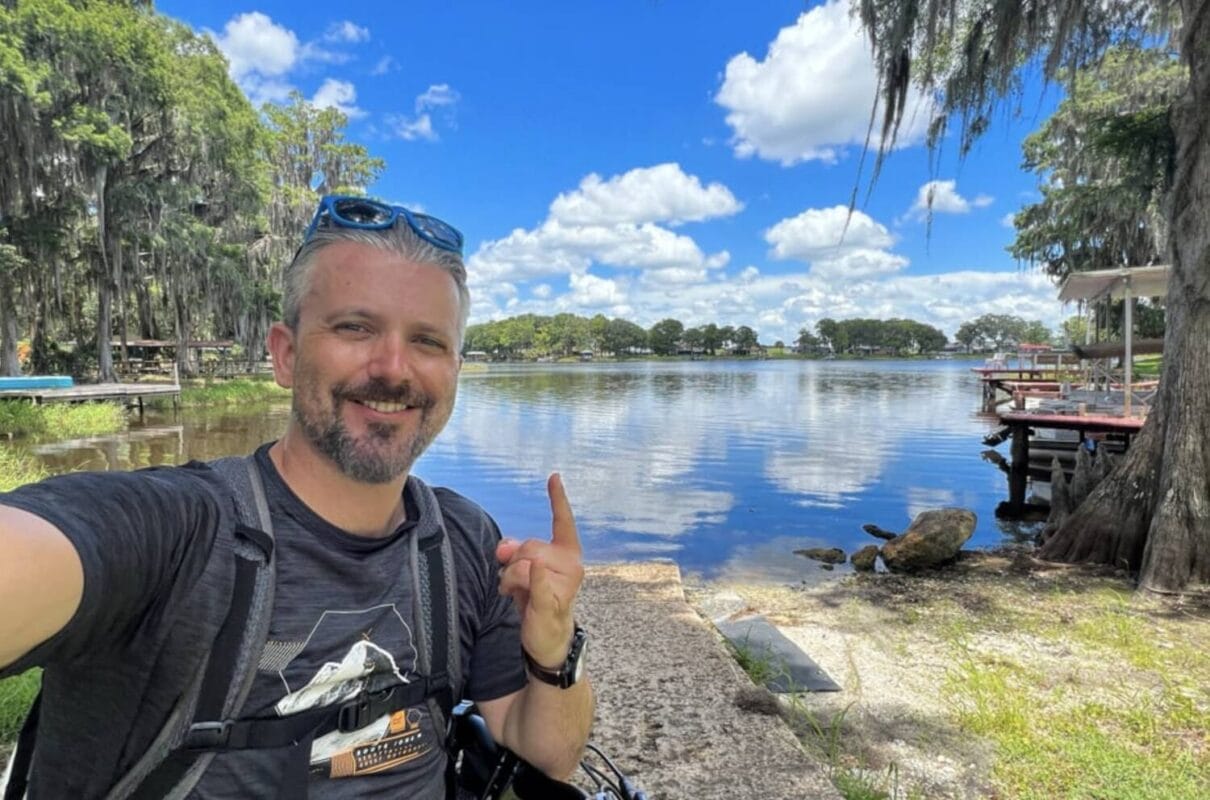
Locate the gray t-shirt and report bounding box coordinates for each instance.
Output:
[1,444,526,799]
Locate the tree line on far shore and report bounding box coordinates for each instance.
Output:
[467,312,954,360]
[465,310,1114,362]
[462,314,761,359]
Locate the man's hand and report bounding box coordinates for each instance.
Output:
[496,473,584,668]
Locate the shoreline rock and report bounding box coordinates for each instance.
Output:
[862,523,898,541]
[851,545,879,572]
[794,547,847,564]
[880,508,976,572]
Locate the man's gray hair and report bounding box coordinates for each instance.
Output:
[282,221,470,342]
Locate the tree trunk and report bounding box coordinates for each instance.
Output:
[96,267,115,381]
[1041,1,1210,593]
[174,292,194,378]
[0,278,20,376]
[95,165,116,382]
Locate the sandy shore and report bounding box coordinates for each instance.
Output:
[680,550,1210,800]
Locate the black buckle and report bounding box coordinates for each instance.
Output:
[337,687,395,733]
[184,720,232,751]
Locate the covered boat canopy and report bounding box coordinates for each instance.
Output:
[1058,265,1170,303]
[1057,265,1169,417]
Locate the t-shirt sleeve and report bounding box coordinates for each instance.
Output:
[0,464,230,675]
[436,489,528,703]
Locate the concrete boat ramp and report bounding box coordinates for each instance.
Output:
[581,562,840,799]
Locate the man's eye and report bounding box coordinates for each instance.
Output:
[336,322,369,334]
[417,336,447,349]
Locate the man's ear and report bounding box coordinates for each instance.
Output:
[266,322,297,389]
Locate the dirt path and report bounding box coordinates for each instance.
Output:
[581,562,841,800]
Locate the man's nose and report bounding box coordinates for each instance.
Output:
[367,335,414,383]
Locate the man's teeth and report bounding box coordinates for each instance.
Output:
[361,400,410,413]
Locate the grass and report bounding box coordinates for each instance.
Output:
[0,445,47,492]
[727,637,922,800]
[177,376,290,407]
[707,556,1210,800]
[1133,355,1163,379]
[938,581,1210,800]
[0,670,40,750]
[0,401,128,439]
[729,636,785,687]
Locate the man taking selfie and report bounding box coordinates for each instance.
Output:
[0,196,593,798]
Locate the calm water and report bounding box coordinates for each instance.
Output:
[19,360,1029,583]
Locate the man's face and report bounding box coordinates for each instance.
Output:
[270,240,463,483]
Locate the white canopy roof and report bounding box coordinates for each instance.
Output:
[1058,265,1170,303]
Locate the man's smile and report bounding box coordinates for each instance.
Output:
[353,399,415,415]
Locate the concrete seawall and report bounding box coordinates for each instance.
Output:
[580,562,840,800]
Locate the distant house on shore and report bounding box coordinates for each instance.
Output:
[578,350,594,361]
[464,350,489,362]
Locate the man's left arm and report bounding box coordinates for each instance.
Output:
[478,474,594,778]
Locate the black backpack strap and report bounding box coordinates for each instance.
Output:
[117,456,276,800]
[174,677,436,752]
[2,690,41,800]
[421,531,456,719]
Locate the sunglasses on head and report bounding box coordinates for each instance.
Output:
[302,195,464,255]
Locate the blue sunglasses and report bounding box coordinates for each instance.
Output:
[303,195,464,255]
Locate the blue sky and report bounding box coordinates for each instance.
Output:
[159,0,1069,344]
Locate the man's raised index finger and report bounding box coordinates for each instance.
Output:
[547,473,581,553]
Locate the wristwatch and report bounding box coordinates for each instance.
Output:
[523,625,588,689]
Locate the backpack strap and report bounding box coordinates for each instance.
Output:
[405,481,463,800]
[130,468,463,800]
[114,456,277,800]
[408,479,461,730]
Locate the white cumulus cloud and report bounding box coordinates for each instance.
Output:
[765,205,906,279]
[468,166,737,287]
[416,84,460,111]
[549,163,743,226]
[210,14,372,108]
[561,273,629,311]
[325,21,370,43]
[715,0,932,165]
[906,180,995,221]
[310,78,365,118]
[371,56,397,75]
[390,84,460,142]
[391,114,436,141]
[766,205,894,260]
[211,12,299,81]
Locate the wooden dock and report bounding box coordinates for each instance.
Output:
[975,369,1079,409]
[0,381,181,412]
[996,409,1145,518]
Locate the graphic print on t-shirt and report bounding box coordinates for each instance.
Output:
[267,604,436,778]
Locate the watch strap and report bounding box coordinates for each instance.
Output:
[523,626,586,689]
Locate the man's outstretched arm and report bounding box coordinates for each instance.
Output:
[0,505,84,669]
[478,474,594,778]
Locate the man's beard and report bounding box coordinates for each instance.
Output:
[294,376,447,484]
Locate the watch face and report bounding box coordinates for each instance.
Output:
[570,637,586,682]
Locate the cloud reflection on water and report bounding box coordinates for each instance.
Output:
[432,362,990,564]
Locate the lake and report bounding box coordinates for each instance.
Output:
[22,360,1029,583]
